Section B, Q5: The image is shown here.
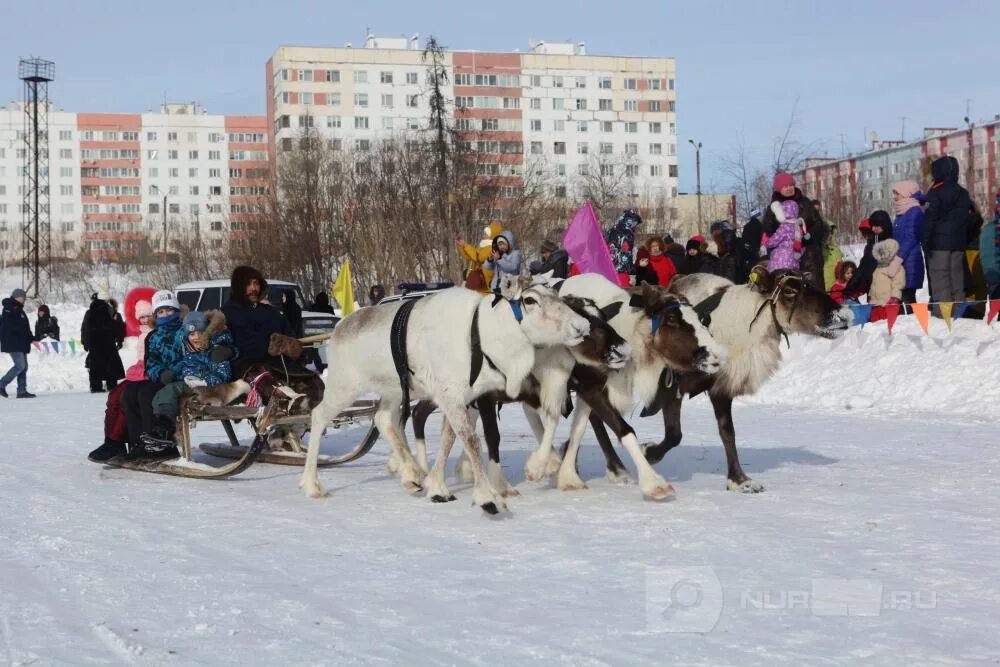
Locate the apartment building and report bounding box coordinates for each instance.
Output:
[0,102,268,261]
[795,120,1000,225]
[266,36,678,220]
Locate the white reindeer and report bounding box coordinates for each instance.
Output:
[300,278,590,514]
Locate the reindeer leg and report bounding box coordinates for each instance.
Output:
[710,394,763,493]
[410,400,436,475]
[301,382,356,498]
[480,397,518,497]
[453,404,480,483]
[440,402,505,515]
[556,402,593,491]
[588,413,631,484]
[425,415,457,503]
[523,406,560,483]
[644,391,684,465]
[374,404,425,493]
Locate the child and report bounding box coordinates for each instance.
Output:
[606,208,642,286]
[633,247,659,285]
[869,239,906,321]
[829,261,860,304]
[140,310,236,457]
[764,200,804,271]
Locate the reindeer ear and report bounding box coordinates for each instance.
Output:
[748,265,773,293]
[599,301,623,321]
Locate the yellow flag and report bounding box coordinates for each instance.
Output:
[332,261,355,316]
[939,302,953,331]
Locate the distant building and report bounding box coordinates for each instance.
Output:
[793,120,1000,228]
[0,102,267,261]
[266,36,679,222]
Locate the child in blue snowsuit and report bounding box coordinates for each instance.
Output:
[142,310,236,451]
[606,208,642,286]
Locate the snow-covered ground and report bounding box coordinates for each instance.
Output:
[1,387,998,664]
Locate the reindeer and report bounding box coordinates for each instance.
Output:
[300,277,591,514]
[587,268,852,493]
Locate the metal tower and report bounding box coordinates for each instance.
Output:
[19,57,55,298]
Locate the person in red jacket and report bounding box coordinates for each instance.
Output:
[645,236,678,286]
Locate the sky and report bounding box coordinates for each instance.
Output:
[3,0,1000,193]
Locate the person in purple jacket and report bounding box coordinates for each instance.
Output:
[891,180,926,310]
[765,199,802,271]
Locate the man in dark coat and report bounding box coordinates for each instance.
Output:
[280,288,303,338]
[309,292,336,315]
[922,156,971,314]
[762,173,830,290]
[529,239,570,279]
[739,210,765,282]
[0,288,35,398]
[33,305,60,341]
[81,293,125,393]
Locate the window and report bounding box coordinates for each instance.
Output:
[575,98,587,111]
[59,130,72,140]
[406,72,418,84]
[189,150,199,160]
[328,92,341,106]
[503,97,520,110]
[327,116,341,128]
[577,142,589,154]
[407,118,420,130]
[649,101,663,113]
[454,73,472,86]
[168,150,178,160]
[669,122,676,136]
[649,143,662,155]
[355,139,371,151]
[355,116,369,130]
[530,119,542,132]
[209,132,223,143]
[669,100,676,112]
[668,79,675,91]
[553,98,565,110]
[648,79,662,90]
[298,115,314,128]
[354,93,368,108]
[381,94,394,108]
[59,148,72,159]
[60,185,73,196]
[61,204,74,215]
[626,165,639,177]
[552,76,564,88]
[166,131,177,141]
[577,164,589,176]
[169,203,181,214]
[601,121,613,133]
[598,98,613,112]
[189,186,199,196]
[599,77,612,89]
[208,150,220,160]
[669,165,678,178]
[299,69,313,81]
[599,142,613,155]
[122,131,138,141]
[60,166,72,177]
[650,165,663,177]
[302,92,314,105]
[209,168,221,178]
[556,164,566,176]
[169,168,179,178]
[148,167,159,178]
[575,76,587,88]
[406,94,419,108]
[625,122,638,133]
[624,100,638,112]
[553,142,566,155]
[625,79,637,90]
[555,186,567,198]
[475,74,498,86]
[326,70,340,82]
[530,142,543,155]
[189,168,198,177]
[353,70,368,84]
[382,117,394,130]
[625,143,638,155]
[578,121,588,133]
[380,71,393,84]
[531,75,542,87]
[187,132,197,142]
[455,96,473,108]
[101,131,118,141]
[481,118,499,131]
[649,122,662,134]
[553,120,566,132]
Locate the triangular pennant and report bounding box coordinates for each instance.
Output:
[50,340,59,354]
[849,303,873,326]
[953,301,972,320]
[31,341,42,352]
[911,302,930,334]
[885,303,901,335]
[988,299,1000,325]
[940,302,954,331]
[68,339,76,354]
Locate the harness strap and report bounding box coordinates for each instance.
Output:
[651,301,682,336]
[470,306,501,387]
[692,289,725,327]
[390,299,418,424]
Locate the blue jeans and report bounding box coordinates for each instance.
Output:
[1,352,28,393]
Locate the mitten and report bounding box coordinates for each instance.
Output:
[268,333,304,360]
[159,370,175,384]
[209,345,235,362]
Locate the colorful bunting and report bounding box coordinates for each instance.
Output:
[31,341,42,352]
[953,301,972,320]
[848,303,873,326]
[989,300,1000,325]
[68,339,76,354]
[911,302,930,334]
[885,303,901,335]
[940,302,954,331]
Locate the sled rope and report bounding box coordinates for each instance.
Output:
[245,371,272,409]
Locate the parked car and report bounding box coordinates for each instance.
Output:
[175,279,338,365]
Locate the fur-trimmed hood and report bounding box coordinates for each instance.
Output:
[230,265,268,303]
[874,239,900,266]
[203,309,228,339]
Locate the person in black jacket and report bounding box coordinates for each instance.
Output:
[34,305,60,341]
[739,210,765,282]
[108,299,126,350]
[529,239,570,279]
[761,172,829,290]
[309,292,336,315]
[81,293,125,393]
[280,288,304,337]
[922,156,971,313]
[1,288,35,398]
[844,212,893,299]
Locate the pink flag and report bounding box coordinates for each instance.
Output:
[561,201,618,284]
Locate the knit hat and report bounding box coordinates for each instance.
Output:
[183,310,208,333]
[686,239,702,252]
[97,283,110,302]
[10,288,26,300]
[868,210,891,231]
[539,239,559,254]
[773,172,795,192]
[134,299,152,319]
[858,218,871,232]
[690,234,706,244]
[151,289,180,313]
[636,247,651,261]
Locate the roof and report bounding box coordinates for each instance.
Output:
[176,279,297,289]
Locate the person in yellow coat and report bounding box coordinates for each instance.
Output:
[456,223,503,294]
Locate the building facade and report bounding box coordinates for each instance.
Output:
[266,37,678,221]
[794,120,1000,228]
[0,102,268,261]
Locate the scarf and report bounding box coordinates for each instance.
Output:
[893,180,921,215]
[155,311,180,328]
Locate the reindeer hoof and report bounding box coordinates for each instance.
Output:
[500,487,520,498]
[431,494,456,503]
[481,502,500,515]
[559,481,589,492]
[727,479,765,493]
[403,480,423,493]
[606,468,633,485]
[646,484,676,501]
[300,479,329,499]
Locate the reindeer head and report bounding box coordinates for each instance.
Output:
[561,296,631,370]
[629,284,726,374]
[748,267,852,339]
[499,277,590,348]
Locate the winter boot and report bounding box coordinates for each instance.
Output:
[133,417,180,460]
[16,391,36,399]
[88,438,127,463]
[0,386,7,398]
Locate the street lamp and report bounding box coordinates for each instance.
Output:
[150,185,168,257]
[688,139,703,236]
